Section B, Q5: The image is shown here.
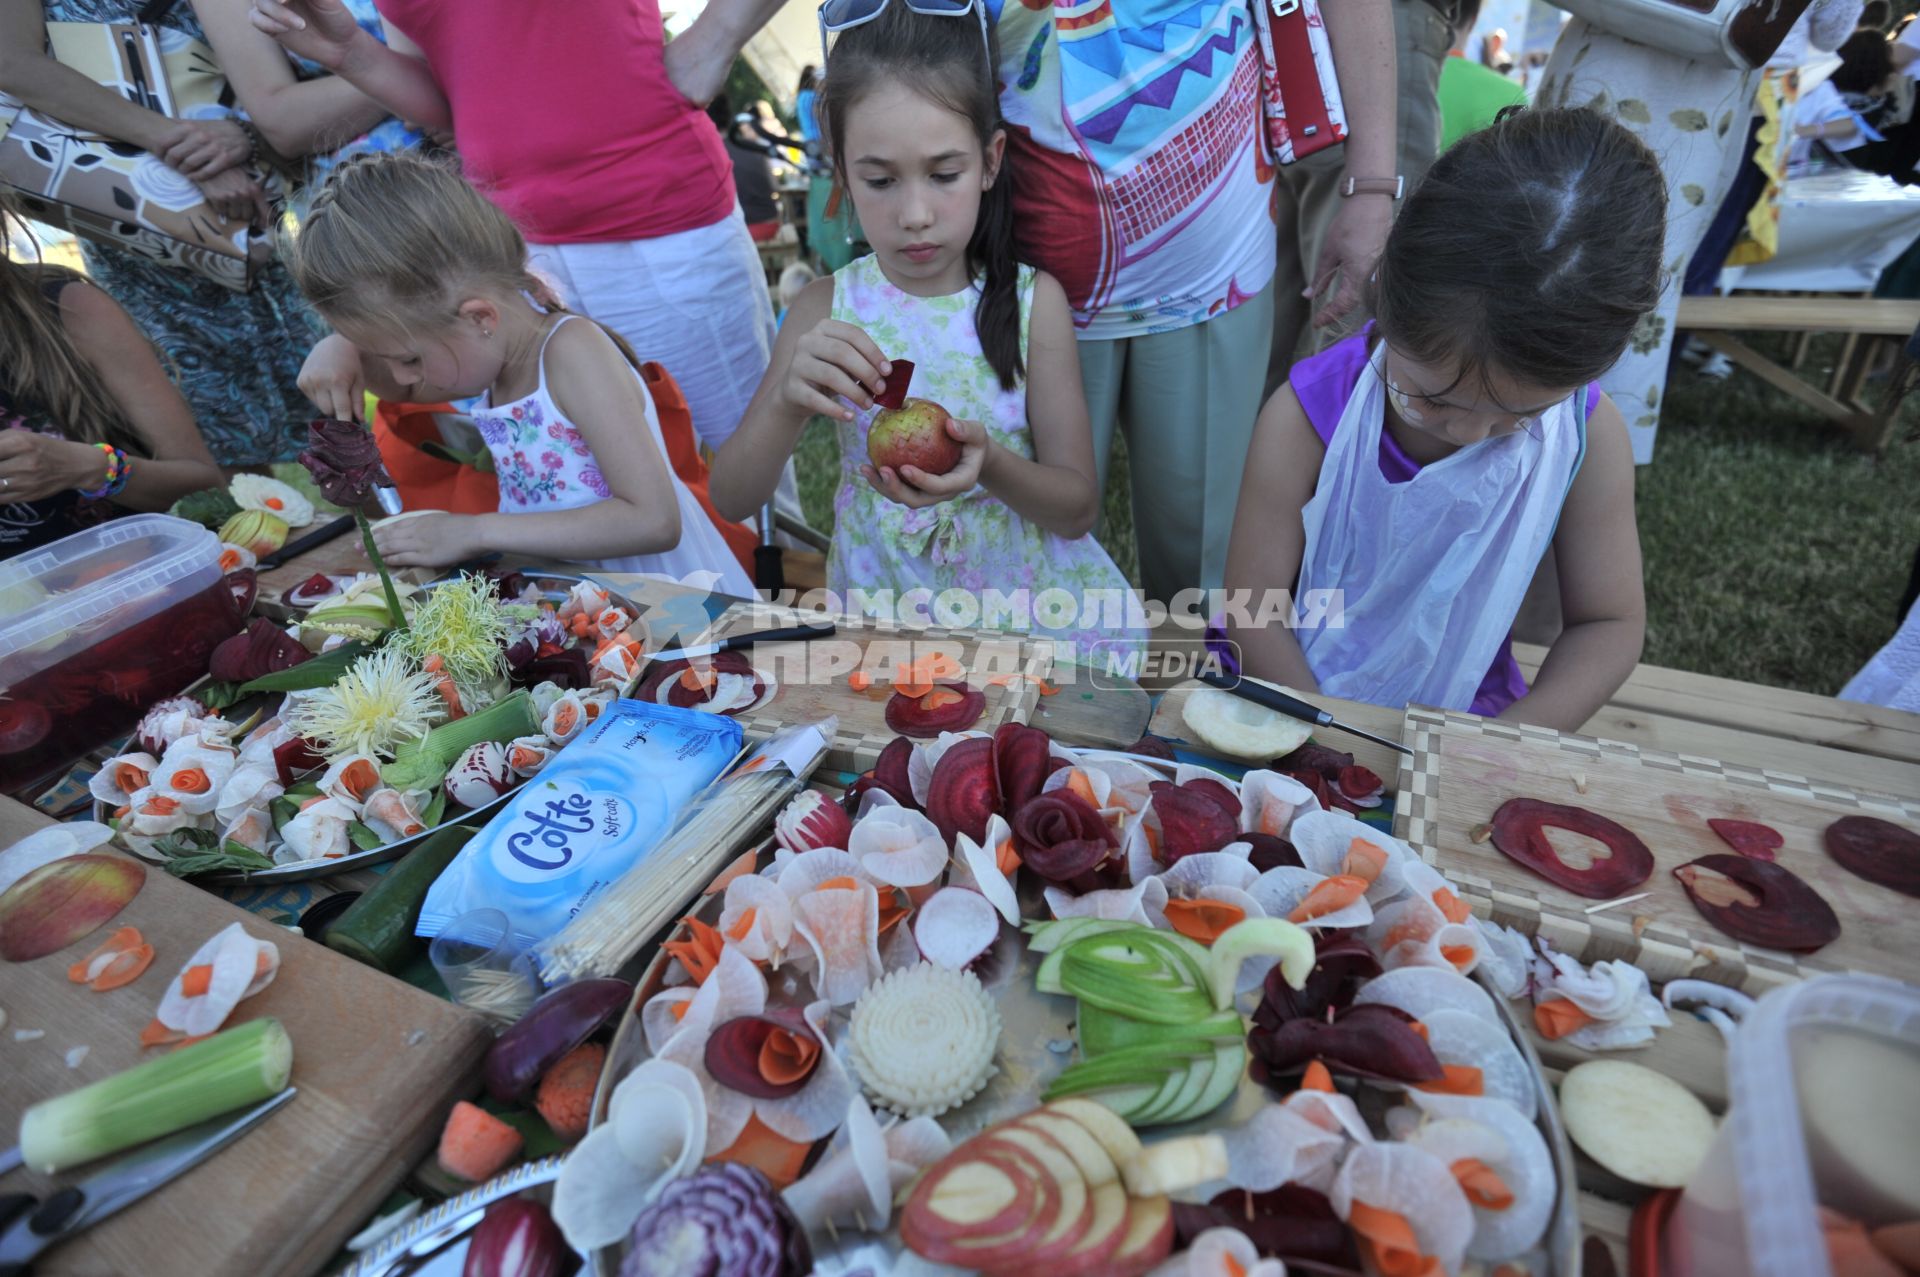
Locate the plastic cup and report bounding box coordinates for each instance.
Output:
[429,907,540,1024]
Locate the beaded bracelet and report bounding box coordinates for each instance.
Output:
[78,442,131,502]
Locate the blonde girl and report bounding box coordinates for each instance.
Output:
[282,151,753,593]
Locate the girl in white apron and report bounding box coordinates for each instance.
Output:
[1219,107,1665,732]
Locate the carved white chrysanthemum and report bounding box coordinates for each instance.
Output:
[846,961,999,1118]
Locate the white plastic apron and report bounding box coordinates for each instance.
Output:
[1295,347,1588,712]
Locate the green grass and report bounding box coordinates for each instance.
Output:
[791,338,1920,697]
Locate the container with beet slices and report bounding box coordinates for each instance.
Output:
[0,514,237,796]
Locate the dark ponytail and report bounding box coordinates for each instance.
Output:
[820,3,1026,388]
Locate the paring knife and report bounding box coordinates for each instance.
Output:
[257,513,355,570]
[650,622,837,663]
[1196,669,1412,756]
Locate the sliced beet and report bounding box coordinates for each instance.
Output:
[0,699,52,756]
[1242,832,1302,873]
[884,682,986,738]
[1275,742,1355,777]
[1252,930,1381,1029]
[224,567,258,618]
[1489,798,1655,899]
[925,735,998,846]
[1337,766,1383,799]
[992,722,1053,812]
[1706,818,1783,862]
[1174,1186,1359,1270]
[1249,1002,1443,1088]
[1127,733,1176,761]
[1012,791,1121,893]
[272,735,326,787]
[285,573,342,608]
[1673,854,1840,954]
[873,735,918,808]
[1287,769,1335,811]
[1824,815,1920,899]
[704,1008,822,1099]
[1149,780,1241,865]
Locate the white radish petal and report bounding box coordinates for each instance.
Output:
[1409,1091,1556,1261]
[952,821,1020,925]
[1352,965,1500,1027]
[1331,1142,1475,1276]
[914,887,1000,970]
[1414,1008,1538,1122]
[552,1123,669,1252]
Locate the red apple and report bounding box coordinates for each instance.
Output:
[866,358,963,478]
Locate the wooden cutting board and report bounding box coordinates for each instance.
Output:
[1145,680,1409,784]
[668,601,1058,775]
[1391,706,1920,995]
[0,800,492,1277]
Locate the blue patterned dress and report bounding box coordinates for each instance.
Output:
[36,0,415,467]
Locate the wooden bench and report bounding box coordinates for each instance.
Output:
[1677,294,1920,452]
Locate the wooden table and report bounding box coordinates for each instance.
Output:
[17,544,1920,1275]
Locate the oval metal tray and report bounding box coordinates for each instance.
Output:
[585,817,1584,1276]
[99,572,643,886]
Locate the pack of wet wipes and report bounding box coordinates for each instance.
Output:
[418,698,743,949]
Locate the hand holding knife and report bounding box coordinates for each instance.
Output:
[1196,669,1411,756]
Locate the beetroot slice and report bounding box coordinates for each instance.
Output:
[704,1009,821,1099]
[1149,781,1240,865]
[1183,777,1242,822]
[872,358,915,410]
[884,682,986,738]
[1275,742,1355,777]
[1127,733,1176,761]
[1706,818,1783,862]
[1488,798,1655,899]
[1823,815,1920,899]
[925,735,999,846]
[1242,832,1302,873]
[1673,854,1840,954]
[1248,1002,1443,1088]
[872,735,918,808]
[992,722,1053,812]
[1012,791,1121,893]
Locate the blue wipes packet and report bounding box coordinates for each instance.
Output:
[417,698,743,950]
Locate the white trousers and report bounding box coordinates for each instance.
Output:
[528,208,804,542]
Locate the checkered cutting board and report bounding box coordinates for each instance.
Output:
[1392,706,1920,995]
[684,601,1056,777]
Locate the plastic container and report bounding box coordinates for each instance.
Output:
[1664,974,1920,1277]
[0,514,234,793]
[430,907,541,1025]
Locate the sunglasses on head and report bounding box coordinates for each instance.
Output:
[817,0,994,76]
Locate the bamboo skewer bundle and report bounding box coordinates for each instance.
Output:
[536,717,835,982]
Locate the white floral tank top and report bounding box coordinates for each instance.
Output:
[825,255,1142,664]
[472,316,753,594]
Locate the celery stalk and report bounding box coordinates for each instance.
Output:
[19,1018,293,1173]
[381,689,538,792]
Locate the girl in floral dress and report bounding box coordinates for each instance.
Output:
[712,4,1141,665]
[282,150,752,592]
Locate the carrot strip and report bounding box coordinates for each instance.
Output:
[1533,999,1598,1041]
[919,688,966,711]
[1417,1064,1486,1096]
[708,1113,812,1190]
[876,887,912,936]
[1348,1201,1444,1277]
[1064,769,1100,809]
[1163,897,1248,946]
[1223,1257,1248,1277]
[171,767,212,795]
[1299,1060,1336,1093]
[69,927,143,983]
[1440,943,1477,970]
[818,876,861,891]
[893,680,934,699]
[995,836,1022,877]
[90,944,155,991]
[701,847,759,896]
[847,671,872,692]
[1431,886,1473,924]
[180,964,215,998]
[1451,1158,1515,1210]
[141,1018,186,1049]
[1341,837,1390,885]
[662,917,726,984]
[724,907,759,942]
[1288,874,1370,923]
[758,1026,821,1088]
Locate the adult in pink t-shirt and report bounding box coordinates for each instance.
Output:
[253,0,787,461]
